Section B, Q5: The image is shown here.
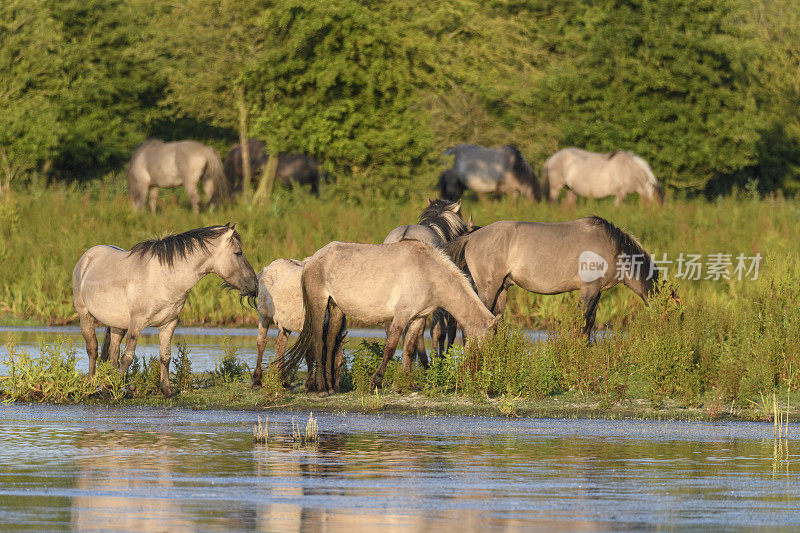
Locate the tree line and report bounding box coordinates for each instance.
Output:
[1,0,798,198]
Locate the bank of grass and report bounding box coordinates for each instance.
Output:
[3,247,800,421]
[0,186,792,327]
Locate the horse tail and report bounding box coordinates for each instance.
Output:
[438,233,471,270]
[279,279,317,381]
[126,141,149,208]
[205,148,230,204]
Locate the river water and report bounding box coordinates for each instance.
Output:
[0,405,799,531]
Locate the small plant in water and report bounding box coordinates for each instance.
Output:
[497,393,521,418]
[360,389,382,413]
[291,412,319,444]
[253,416,268,444]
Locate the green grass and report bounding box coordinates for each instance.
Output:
[0,187,790,329]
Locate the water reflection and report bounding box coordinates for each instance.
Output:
[1,406,799,530]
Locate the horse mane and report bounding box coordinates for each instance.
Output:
[586,216,656,283]
[423,242,476,298]
[438,233,471,271]
[501,145,540,199]
[606,149,622,160]
[418,199,468,242]
[129,225,239,267]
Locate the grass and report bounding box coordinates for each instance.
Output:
[1,187,799,417]
[0,186,789,329]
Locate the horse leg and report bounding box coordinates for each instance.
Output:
[614,193,625,207]
[579,283,603,338]
[100,327,111,362]
[333,329,348,393]
[119,320,144,375]
[157,319,179,397]
[202,177,215,207]
[371,318,404,390]
[253,314,272,388]
[186,184,201,215]
[108,328,126,369]
[404,317,427,371]
[324,306,345,393]
[307,299,329,395]
[79,313,100,377]
[565,189,577,207]
[148,187,159,213]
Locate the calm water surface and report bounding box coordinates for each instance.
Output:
[0,325,547,374]
[0,405,799,531]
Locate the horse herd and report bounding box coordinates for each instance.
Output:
[72,200,663,397]
[126,139,664,214]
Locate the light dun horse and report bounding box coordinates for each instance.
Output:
[252,258,346,389]
[72,224,258,396]
[127,139,229,213]
[542,148,663,205]
[442,217,660,335]
[282,240,501,395]
[383,199,473,361]
[439,144,540,201]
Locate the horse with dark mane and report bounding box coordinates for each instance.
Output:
[383,199,473,362]
[440,216,668,335]
[439,144,540,202]
[223,139,320,195]
[127,139,229,213]
[73,224,258,396]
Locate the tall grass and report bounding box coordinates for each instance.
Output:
[0,187,790,329]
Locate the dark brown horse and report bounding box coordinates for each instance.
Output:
[223,139,320,195]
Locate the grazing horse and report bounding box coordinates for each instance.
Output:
[223,139,320,195]
[383,199,473,362]
[127,139,229,213]
[439,144,540,201]
[441,217,660,335]
[282,240,501,395]
[253,258,347,389]
[72,224,258,396]
[542,147,664,205]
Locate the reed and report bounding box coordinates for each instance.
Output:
[290,412,319,444]
[253,415,268,444]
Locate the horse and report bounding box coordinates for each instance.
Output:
[127,139,229,214]
[223,139,320,195]
[252,258,347,389]
[440,217,663,336]
[72,224,258,397]
[383,199,473,362]
[438,144,540,202]
[542,148,664,205]
[281,240,501,395]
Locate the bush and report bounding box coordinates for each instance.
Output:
[350,340,398,392]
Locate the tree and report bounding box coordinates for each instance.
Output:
[153,0,269,198]
[536,0,762,189]
[0,0,65,187]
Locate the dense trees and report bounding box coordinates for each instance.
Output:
[1,0,798,195]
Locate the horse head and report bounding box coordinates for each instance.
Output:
[214,223,258,299]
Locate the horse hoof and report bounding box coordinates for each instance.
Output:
[251,382,262,390]
[317,391,329,398]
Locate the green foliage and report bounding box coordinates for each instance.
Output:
[172,342,193,393]
[538,0,761,189]
[260,365,286,405]
[350,340,397,392]
[213,335,249,384]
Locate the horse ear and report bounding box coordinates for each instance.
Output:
[467,214,474,230]
[229,222,236,231]
[451,199,462,212]
[428,198,433,205]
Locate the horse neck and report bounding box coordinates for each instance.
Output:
[160,251,216,300]
[436,278,493,336]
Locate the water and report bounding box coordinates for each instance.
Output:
[0,325,549,374]
[0,405,799,531]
